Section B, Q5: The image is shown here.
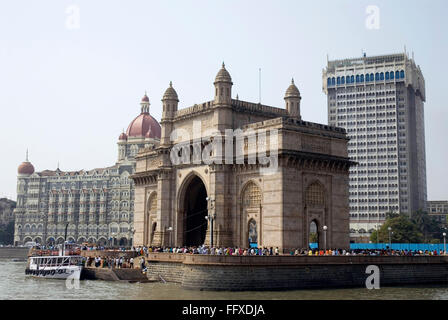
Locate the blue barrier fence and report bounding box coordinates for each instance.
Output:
[350,243,446,251]
[308,243,446,251]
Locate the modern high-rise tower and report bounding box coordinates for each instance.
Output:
[322,52,427,240]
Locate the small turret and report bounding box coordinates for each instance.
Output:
[140,92,150,113]
[161,81,179,146]
[284,78,301,119]
[214,62,233,105]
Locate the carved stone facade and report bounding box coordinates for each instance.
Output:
[132,64,353,251]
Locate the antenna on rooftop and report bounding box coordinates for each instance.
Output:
[258,68,261,104]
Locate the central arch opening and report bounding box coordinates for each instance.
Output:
[183,176,208,246]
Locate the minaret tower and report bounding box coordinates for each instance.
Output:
[213,62,233,105]
[161,81,179,146]
[141,91,150,113]
[284,78,302,119]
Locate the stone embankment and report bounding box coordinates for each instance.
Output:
[144,253,448,291]
[82,267,149,282]
[0,247,29,260]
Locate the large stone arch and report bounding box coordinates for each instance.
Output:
[304,180,327,249]
[240,180,262,247]
[176,171,209,247]
[145,191,158,246]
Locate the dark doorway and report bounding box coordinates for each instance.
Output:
[184,176,208,246]
[309,220,319,249]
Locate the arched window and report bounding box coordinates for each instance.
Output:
[380,72,384,80]
[337,77,341,85]
[305,182,325,206]
[400,70,405,79]
[327,78,331,86]
[350,75,354,83]
[370,73,374,81]
[375,73,379,81]
[331,77,335,85]
[148,193,157,215]
[385,72,389,80]
[242,182,261,208]
[390,71,394,79]
[395,71,400,79]
[341,76,345,84]
[360,74,364,82]
[356,75,360,83]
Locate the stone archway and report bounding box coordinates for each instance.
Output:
[146,192,157,246]
[248,219,258,247]
[304,180,326,249]
[179,175,208,247]
[309,220,319,249]
[241,181,262,247]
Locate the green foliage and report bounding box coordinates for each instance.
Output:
[385,211,399,219]
[0,220,15,245]
[370,209,446,244]
[309,232,318,243]
[410,209,443,242]
[370,215,423,243]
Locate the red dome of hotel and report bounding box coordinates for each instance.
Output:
[118,132,128,141]
[18,150,35,175]
[126,113,161,139]
[18,161,35,175]
[126,93,161,139]
[141,93,149,102]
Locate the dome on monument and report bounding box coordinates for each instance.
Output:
[162,81,179,101]
[285,78,301,98]
[141,93,149,102]
[214,62,232,83]
[118,132,128,141]
[126,113,161,139]
[18,161,34,175]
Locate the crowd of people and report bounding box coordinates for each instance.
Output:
[83,255,147,270]
[129,245,447,257]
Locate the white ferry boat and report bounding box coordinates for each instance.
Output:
[25,243,83,280]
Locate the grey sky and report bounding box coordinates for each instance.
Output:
[0,0,447,201]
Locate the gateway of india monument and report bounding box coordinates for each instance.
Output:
[132,63,353,251]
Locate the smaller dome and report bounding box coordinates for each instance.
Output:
[141,93,149,102]
[214,62,232,83]
[18,161,34,175]
[162,81,179,101]
[119,132,128,141]
[285,78,301,98]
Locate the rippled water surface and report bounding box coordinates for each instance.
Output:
[1,259,448,300]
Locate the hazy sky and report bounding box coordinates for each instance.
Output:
[1,0,447,201]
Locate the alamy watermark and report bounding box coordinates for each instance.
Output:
[65,272,80,290]
[169,120,279,175]
[365,265,380,289]
[65,5,80,30]
[365,5,380,30]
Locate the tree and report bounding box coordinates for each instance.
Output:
[411,209,443,242]
[0,220,15,245]
[370,216,423,243]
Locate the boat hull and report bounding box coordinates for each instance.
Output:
[25,266,82,280]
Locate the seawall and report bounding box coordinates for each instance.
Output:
[146,253,448,291]
[82,267,148,282]
[0,247,29,259]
